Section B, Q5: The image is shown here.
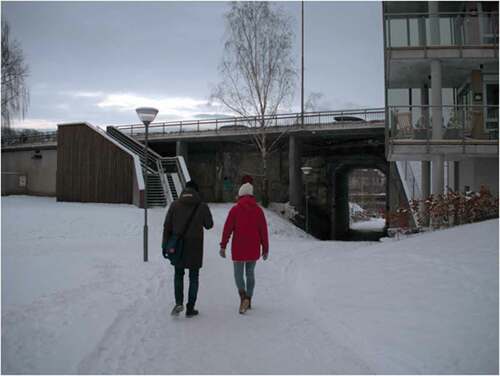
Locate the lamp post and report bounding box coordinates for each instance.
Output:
[136,107,159,262]
[301,166,312,233]
[301,0,304,126]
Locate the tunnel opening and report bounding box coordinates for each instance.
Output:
[347,168,387,241]
[331,162,388,241]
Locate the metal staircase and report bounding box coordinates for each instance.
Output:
[147,173,167,207]
[106,126,190,207]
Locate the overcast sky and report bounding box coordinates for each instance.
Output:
[2,1,384,130]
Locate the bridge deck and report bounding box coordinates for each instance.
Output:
[1,109,386,149]
[131,120,385,142]
[115,109,386,142]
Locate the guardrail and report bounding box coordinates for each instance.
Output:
[385,11,498,49]
[1,109,386,148]
[1,131,58,147]
[387,104,499,142]
[113,108,385,137]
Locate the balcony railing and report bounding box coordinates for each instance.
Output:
[385,11,499,48]
[387,105,499,142]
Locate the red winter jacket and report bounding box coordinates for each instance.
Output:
[220,195,269,261]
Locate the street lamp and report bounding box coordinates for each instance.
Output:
[136,107,159,262]
[301,166,312,233]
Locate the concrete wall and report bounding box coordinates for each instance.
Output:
[187,143,289,203]
[1,148,57,196]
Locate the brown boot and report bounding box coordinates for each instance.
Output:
[238,289,249,314]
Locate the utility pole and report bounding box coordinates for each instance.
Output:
[301,0,304,126]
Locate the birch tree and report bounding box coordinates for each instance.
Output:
[212,2,297,206]
[1,21,29,129]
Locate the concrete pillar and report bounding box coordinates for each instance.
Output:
[429,1,440,46]
[289,135,303,210]
[430,58,444,195]
[176,140,188,164]
[432,154,444,195]
[470,70,485,138]
[453,161,460,192]
[431,60,443,140]
[420,161,431,226]
[421,83,430,136]
[421,161,431,198]
[420,84,431,201]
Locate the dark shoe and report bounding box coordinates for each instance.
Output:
[248,297,252,310]
[171,304,184,316]
[186,304,199,317]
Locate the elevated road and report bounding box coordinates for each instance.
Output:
[1,109,385,149]
[113,109,385,142]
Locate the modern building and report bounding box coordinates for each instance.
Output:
[383,1,499,203]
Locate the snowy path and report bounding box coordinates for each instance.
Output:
[2,196,498,374]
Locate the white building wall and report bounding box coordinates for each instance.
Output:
[1,149,57,196]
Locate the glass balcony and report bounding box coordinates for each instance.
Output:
[385,11,499,48]
[387,105,499,141]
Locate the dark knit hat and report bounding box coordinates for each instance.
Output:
[185,180,199,192]
[241,175,253,184]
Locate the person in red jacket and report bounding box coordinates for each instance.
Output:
[220,182,269,314]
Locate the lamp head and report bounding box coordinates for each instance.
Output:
[136,107,159,125]
[301,166,313,176]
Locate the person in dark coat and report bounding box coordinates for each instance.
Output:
[163,180,213,317]
[220,182,269,314]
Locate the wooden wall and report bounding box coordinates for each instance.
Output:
[56,123,134,204]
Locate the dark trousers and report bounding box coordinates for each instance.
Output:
[174,268,199,306]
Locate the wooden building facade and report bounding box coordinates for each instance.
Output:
[56,123,141,205]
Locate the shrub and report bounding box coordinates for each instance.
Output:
[410,185,498,230]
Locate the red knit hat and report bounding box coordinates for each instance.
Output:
[241,175,253,184]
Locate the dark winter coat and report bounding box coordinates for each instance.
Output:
[162,188,213,269]
[220,195,269,261]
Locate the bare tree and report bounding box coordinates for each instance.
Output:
[305,92,325,111]
[212,2,297,206]
[2,21,29,129]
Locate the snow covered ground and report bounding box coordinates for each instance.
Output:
[350,217,385,231]
[2,196,498,374]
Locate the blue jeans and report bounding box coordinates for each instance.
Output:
[233,261,256,297]
[174,268,199,306]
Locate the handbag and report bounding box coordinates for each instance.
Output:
[162,203,201,266]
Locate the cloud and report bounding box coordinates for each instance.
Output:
[52,90,236,124]
[9,118,58,130]
[66,91,105,98]
[95,92,233,121]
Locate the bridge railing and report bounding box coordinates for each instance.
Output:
[113,108,385,137]
[0,109,386,147]
[1,131,58,147]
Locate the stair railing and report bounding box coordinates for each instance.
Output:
[107,126,161,173]
[107,126,192,205]
[175,156,191,188]
[156,159,174,204]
